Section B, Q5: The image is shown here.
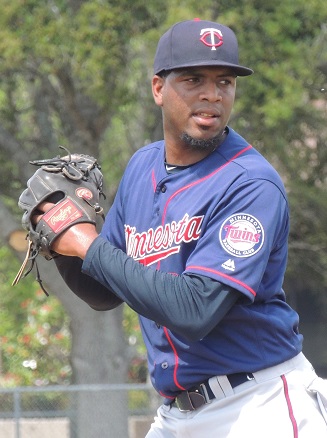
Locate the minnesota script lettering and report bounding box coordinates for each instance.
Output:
[125,214,203,265]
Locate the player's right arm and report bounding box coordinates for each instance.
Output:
[44,203,241,341]
[63,234,242,341]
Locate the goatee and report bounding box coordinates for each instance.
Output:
[180,130,226,152]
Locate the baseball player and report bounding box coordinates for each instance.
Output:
[34,19,327,437]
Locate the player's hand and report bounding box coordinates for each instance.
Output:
[33,202,98,259]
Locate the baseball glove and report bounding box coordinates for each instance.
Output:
[12,146,106,295]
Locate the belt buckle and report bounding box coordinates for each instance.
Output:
[174,390,206,412]
[174,393,192,412]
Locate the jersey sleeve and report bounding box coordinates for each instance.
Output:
[184,177,289,301]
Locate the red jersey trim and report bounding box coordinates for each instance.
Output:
[151,169,157,192]
[281,375,298,438]
[163,326,186,391]
[186,265,257,297]
[159,390,175,400]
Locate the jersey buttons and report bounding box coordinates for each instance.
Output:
[160,185,167,193]
[161,362,169,369]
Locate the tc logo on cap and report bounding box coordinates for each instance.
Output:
[200,28,223,51]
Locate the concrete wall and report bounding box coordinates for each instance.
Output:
[0,416,153,438]
[0,419,69,438]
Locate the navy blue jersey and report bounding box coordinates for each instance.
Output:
[97,127,302,399]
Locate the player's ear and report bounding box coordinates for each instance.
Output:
[152,75,165,106]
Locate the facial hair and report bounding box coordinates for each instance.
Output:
[180,130,226,152]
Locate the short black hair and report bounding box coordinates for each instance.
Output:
[157,70,171,78]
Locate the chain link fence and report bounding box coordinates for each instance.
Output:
[0,383,161,438]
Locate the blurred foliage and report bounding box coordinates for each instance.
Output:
[0,246,71,387]
[123,306,147,383]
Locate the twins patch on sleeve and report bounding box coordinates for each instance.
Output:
[219,213,264,258]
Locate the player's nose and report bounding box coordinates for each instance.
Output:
[199,81,223,102]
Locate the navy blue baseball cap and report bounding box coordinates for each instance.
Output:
[153,19,253,77]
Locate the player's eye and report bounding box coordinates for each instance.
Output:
[219,79,232,85]
[219,76,236,86]
[184,76,200,83]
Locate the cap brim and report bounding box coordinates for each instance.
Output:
[155,61,253,77]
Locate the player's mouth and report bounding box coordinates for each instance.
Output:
[192,111,220,128]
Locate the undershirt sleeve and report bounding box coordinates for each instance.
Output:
[81,236,241,341]
[54,256,124,310]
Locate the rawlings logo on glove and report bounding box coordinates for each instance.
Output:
[12,146,106,295]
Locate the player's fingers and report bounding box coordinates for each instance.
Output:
[31,201,55,225]
[32,213,43,225]
[37,201,55,213]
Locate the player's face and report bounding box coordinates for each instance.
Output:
[152,66,236,151]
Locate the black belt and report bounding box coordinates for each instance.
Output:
[172,372,254,412]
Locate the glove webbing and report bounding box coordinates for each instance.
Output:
[30,146,98,181]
